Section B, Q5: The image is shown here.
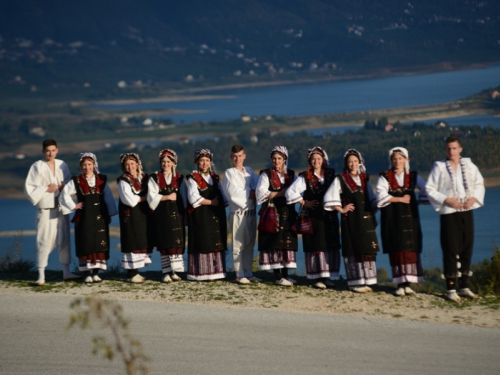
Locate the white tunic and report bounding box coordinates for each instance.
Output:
[24,158,72,267]
[24,159,71,209]
[222,166,259,213]
[425,158,484,215]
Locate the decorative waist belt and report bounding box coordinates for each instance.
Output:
[234,209,256,216]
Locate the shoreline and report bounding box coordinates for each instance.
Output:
[90,62,500,106]
[93,94,237,106]
[2,175,500,199]
[2,102,498,163]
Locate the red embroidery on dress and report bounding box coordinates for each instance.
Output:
[340,172,367,193]
[270,169,293,190]
[76,174,105,195]
[186,172,218,213]
[191,171,213,191]
[121,172,145,194]
[121,208,132,222]
[385,170,416,193]
[306,168,335,194]
[158,172,179,191]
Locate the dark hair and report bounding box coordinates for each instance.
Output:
[42,139,57,150]
[446,136,461,146]
[231,144,245,153]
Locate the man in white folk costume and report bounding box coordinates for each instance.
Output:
[222,145,262,284]
[24,139,80,285]
[426,136,485,302]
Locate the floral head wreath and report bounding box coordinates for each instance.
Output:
[120,153,143,175]
[307,146,329,167]
[343,149,366,174]
[79,152,99,173]
[388,147,410,173]
[270,145,289,173]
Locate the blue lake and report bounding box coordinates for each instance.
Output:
[2,186,499,276]
[97,65,500,126]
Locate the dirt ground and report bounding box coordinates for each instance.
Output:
[1,272,498,328]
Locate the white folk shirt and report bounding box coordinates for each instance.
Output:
[255,171,296,206]
[147,173,187,211]
[425,158,484,215]
[118,177,143,208]
[222,167,259,213]
[323,174,376,211]
[376,172,428,208]
[186,172,227,209]
[59,175,118,217]
[285,173,325,205]
[24,159,71,209]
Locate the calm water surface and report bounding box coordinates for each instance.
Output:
[97,65,500,125]
[2,186,499,275]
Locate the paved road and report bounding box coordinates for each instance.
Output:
[1,293,499,375]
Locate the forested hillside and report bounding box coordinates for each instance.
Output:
[0,0,499,97]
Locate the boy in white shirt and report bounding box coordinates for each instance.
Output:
[426,136,485,302]
[24,139,79,285]
[222,145,261,284]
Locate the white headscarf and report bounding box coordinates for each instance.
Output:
[120,153,143,175]
[343,149,366,174]
[79,152,99,173]
[270,145,289,173]
[307,146,329,167]
[388,147,410,173]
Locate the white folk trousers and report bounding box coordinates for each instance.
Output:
[35,208,71,268]
[229,210,256,278]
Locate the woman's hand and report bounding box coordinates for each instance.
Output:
[400,195,411,204]
[75,202,84,210]
[161,193,177,201]
[341,203,355,214]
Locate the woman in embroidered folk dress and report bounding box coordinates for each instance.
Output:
[324,149,379,293]
[117,153,153,284]
[256,146,298,287]
[185,149,227,281]
[286,146,340,289]
[147,149,186,283]
[60,153,117,283]
[376,147,428,296]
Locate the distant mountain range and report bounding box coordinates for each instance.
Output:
[0,0,499,92]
